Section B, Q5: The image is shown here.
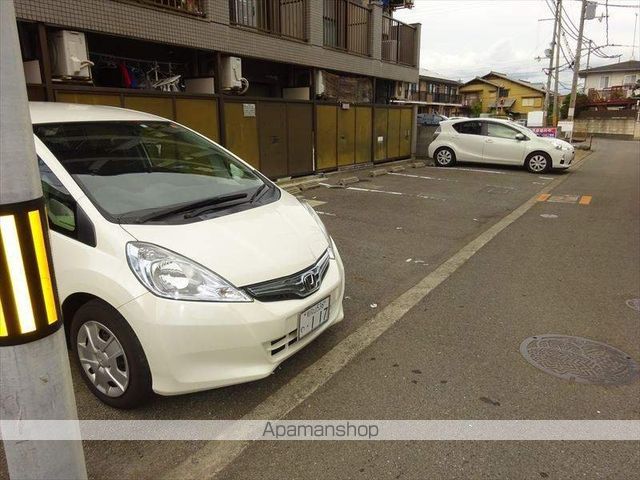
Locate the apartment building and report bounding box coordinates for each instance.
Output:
[14,0,420,178]
[414,69,461,116]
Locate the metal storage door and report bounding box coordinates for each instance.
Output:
[387,108,401,159]
[258,102,288,178]
[55,91,120,107]
[224,102,260,168]
[175,98,220,143]
[316,105,338,170]
[337,107,356,166]
[355,106,372,164]
[287,103,314,177]
[123,96,173,119]
[374,107,388,162]
[399,107,412,157]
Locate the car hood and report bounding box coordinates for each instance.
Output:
[120,192,329,287]
[539,137,573,149]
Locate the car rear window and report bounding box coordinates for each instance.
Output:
[453,121,482,135]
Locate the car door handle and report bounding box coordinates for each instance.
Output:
[485,139,494,143]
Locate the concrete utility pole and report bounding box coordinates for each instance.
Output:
[552,0,563,126]
[567,0,589,142]
[585,39,593,72]
[0,1,88,479]
[544,0,561,126]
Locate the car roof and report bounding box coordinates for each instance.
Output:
[443,117,514,125]
[29,102,168,124]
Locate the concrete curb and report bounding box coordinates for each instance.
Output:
[370,168,388,177]
[298,179,322,191]
[338,176,360,187]
[389,165,406,173]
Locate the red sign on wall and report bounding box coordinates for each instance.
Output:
[530,127,557,138]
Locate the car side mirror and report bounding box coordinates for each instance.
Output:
[515,133,526,141]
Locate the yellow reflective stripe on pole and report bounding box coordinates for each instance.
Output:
[28,209,57,324]
[0,300,7,337]
[0,214,36,333]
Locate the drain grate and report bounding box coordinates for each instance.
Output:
[520,335,640,385]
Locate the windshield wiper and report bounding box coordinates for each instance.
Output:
[131,192,249,223]
[249,183,270,204]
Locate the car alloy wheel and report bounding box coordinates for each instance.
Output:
[528,154,548,172]
[77,320,130,397]
[436,149,453,166]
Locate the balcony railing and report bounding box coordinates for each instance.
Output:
[323,0,371,56]
[230,0,307,41]
[381,15,416,66]
[433,93,461,104]
[409,92,461,104]
[587,86,635,103]
[133,0,205,15]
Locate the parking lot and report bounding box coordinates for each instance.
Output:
[36,139,640,479]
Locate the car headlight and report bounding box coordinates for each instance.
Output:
[126,242,251,302]
[302,201,335,259]
[552,142,563,150]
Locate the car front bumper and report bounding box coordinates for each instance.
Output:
[118,252,345,395]
[553,148,575,168]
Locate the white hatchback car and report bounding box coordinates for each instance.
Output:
[428,118,575,173]
[31,102,345,408]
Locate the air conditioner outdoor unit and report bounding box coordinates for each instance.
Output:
[50,30,93,79]
[221,56,243,90]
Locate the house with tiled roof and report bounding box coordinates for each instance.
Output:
[459,71,545,119]
[579,60,640,110]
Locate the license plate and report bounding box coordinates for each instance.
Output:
[298,297,330,340]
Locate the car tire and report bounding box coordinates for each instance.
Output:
[525,152,551,173]
[434,147,456,167]
[71,300,153,409]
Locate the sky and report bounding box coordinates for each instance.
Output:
[394,0,640,92]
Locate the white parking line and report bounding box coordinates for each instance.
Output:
[449,167,508,175]
[389,172,458,182]
[163,159,582,480]
[347,186,404,195]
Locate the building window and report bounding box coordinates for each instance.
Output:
[232,0,307,41]
[599,75,610,89]
[522,98,535,107]
[623,74,637,86]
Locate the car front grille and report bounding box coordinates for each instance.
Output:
[243,250,331,302]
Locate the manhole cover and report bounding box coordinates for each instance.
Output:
[626,299,640,312]
[520,335,640,385]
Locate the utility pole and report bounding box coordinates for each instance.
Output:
[552,0,563,126]
[586,39,593,71]
[0,1,87,479]
[544,0,561,126]
[567,0,589,142]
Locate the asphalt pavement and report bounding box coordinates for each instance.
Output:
[2,139,638,480]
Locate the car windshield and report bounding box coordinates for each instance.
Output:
[509,122,538,137]
[34,121,266,222]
